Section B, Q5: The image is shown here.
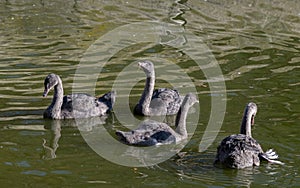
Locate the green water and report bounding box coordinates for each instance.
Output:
[0,0,299,187]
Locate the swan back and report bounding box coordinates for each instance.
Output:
[215,134,263,168]
[152,88,182,115]
[116,120,176,146]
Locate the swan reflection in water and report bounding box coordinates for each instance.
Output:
[41,116,108,160]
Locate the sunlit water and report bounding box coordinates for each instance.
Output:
[0,0,299,187]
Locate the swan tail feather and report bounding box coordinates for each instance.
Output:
[260,149,284,165]
[265,149,278,159]
[98,91,116,109]
[267,159,285,165]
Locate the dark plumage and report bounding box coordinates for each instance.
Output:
[134,60,183,116]
[117,93,198,146]
[43,73,115,119]
[215,102,284,169]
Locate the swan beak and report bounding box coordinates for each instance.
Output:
[43,89,49,97]
[137,62,142,69]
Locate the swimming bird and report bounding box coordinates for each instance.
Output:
[43,73,115,119]
[214,102,284,169]
[134,60,182,116]
[116,93,198,146]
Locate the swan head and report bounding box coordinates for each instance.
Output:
[43,73,60,97]
[183,93,199,107]
[245,102,257,125]
[138,60,155,77]
[240,102,258,137]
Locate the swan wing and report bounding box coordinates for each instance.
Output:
[152,88,182,115]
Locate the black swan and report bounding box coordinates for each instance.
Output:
[214,102,284,169]
[116,93,198,146]
[134,60,182,116]
[43,73,115,119]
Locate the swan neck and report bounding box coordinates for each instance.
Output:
[139,75,155,115]
[240,108,253,137]
[175,103,189,137]
[49,78,64,119]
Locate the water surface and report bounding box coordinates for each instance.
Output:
[0,0,299,187]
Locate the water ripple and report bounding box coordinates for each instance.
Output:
[0,0,299,187]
